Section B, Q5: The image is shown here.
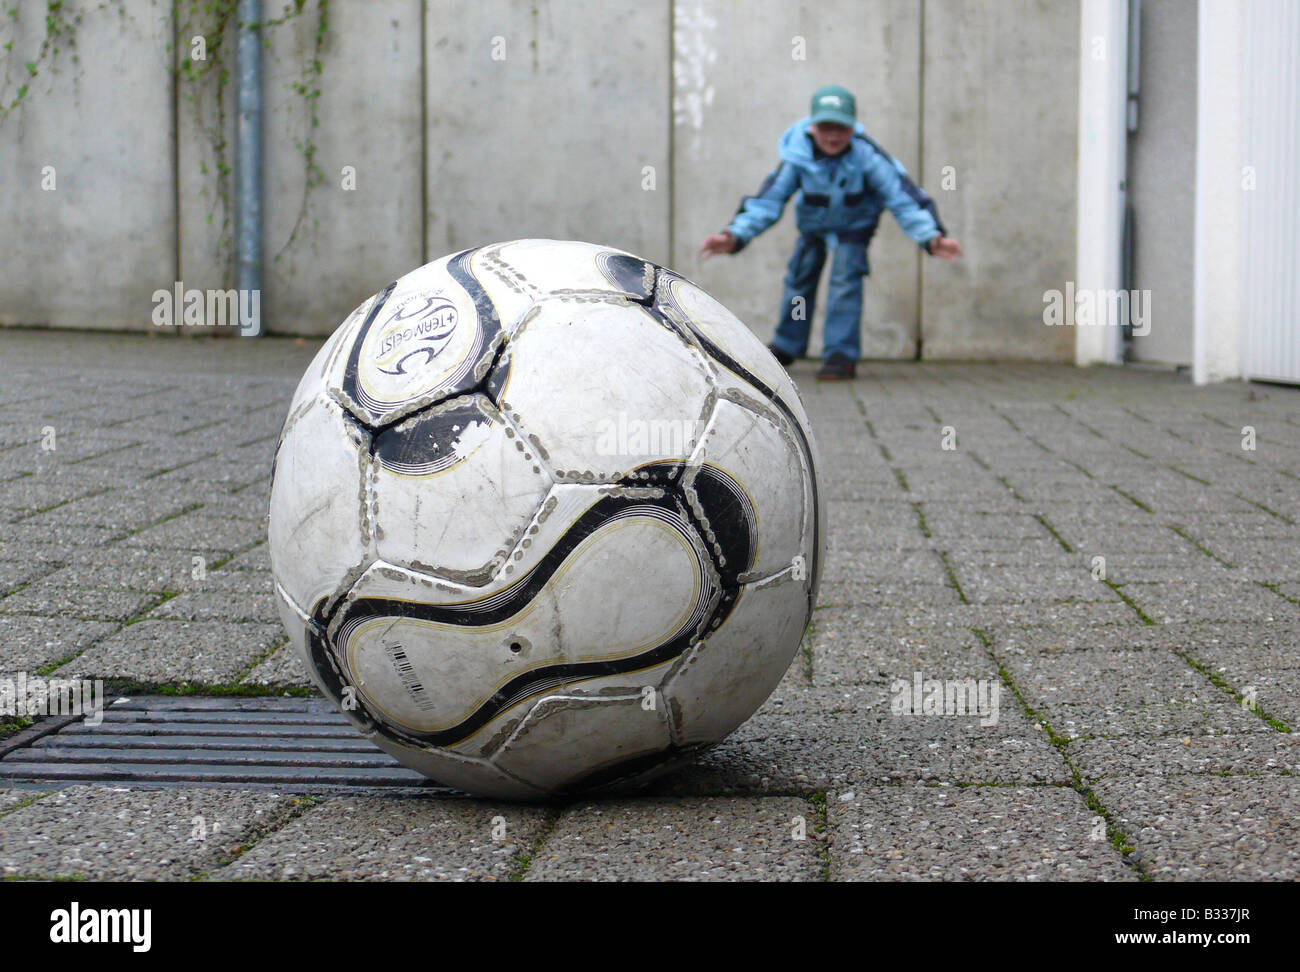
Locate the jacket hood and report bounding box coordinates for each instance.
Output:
[778,116,869,170]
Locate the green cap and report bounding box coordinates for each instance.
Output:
[810,85,856,127]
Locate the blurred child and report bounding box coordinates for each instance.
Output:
[700,85,962,380]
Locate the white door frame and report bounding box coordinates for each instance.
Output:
[1075,0,1129,366]
[1192,0,1245,385]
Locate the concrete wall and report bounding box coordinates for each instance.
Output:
[0,0,1081,361]
[921,0,1079,360]
[1128,0,1197,366]
[175,1,235,320]
[0,0,175,330]
[176,1,424,335]
[264,0,424,333]
[425,0,670,264]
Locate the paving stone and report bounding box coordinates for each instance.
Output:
[525,797,819,881]
[0,582,159,622]
[1100,562,1255,585]
[1004,649,1226,710]
[144,588,279,624]
[215,797,550,881]
[240,640,315,688]
[819,543,949,586]
[1273,581,1300,603]
[215,544,274,573]
[921,510,1054,541]
[30,548,207,593]
[937,537,1090,560]
[1196,668,1300,730]
[0,616,117,670]
[1070,733,1300,779]
[11,438,146,466]
[118,513,267,553]
[1206,542,1300,580]
[915,601,1145,629]
[17,491,199,532]
[1180,513,1296,540]
[656,675,1068,793]
[817,578,961,611]
[0,789,50,814]
[0,523,124,552]
[950,565,1119,604]
[1093,775,1300,880]
[1172,621,1300,670]
[943,547,1082,569]
[829,516,931,553]
[989,621,1297,656]
[1009,645,1291,734]
[0,785,300,880]
[0,477,106,512]
[1050,523,1200,559]
[195,567,277,595]
[1047,699,1271,739]
[62,620,285,683]
[830,784,1135,881]
[809,607,994,688]
[906,484,1035,506]
[0,556,66,596]
[1117,580,1296,624]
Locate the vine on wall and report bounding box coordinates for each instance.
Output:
[176,0,331,278]
[0,0,331,285]
[0,1,127,120]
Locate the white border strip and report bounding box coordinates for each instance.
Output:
[1076,0,1129,366]
[1192,0,1244,384]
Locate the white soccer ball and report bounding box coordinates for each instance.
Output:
[268,239,823,799]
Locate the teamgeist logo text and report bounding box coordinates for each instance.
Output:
[0,672,104,726]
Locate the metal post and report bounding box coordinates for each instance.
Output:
[235,0,263,337]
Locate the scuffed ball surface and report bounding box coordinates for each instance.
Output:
[269,240,823,798]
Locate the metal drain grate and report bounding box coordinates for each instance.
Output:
[0,696,451,795]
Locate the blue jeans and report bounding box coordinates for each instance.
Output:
[769,232,869,362]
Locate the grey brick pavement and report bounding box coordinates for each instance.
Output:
[1,331,1297,880]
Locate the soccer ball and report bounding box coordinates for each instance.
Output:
[268,239,823,799]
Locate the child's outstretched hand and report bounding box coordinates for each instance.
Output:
[928,235,963,263]
[699,231,737,261]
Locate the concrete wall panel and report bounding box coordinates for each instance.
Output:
[262,0,424,335]
[920,0,1078,360]
[176,2,423,338]
[424,0,671,270]
[0,0,174,330]
[176,4,236,331]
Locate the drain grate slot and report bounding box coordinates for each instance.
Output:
[0,696,452,795]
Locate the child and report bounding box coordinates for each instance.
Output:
[700,85,963,380]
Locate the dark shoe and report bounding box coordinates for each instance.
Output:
[767,344,795,366]
[816,353,856,381]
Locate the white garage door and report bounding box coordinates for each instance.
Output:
[1241,0,1300,384]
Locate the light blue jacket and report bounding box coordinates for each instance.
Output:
[727,118,945,258]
